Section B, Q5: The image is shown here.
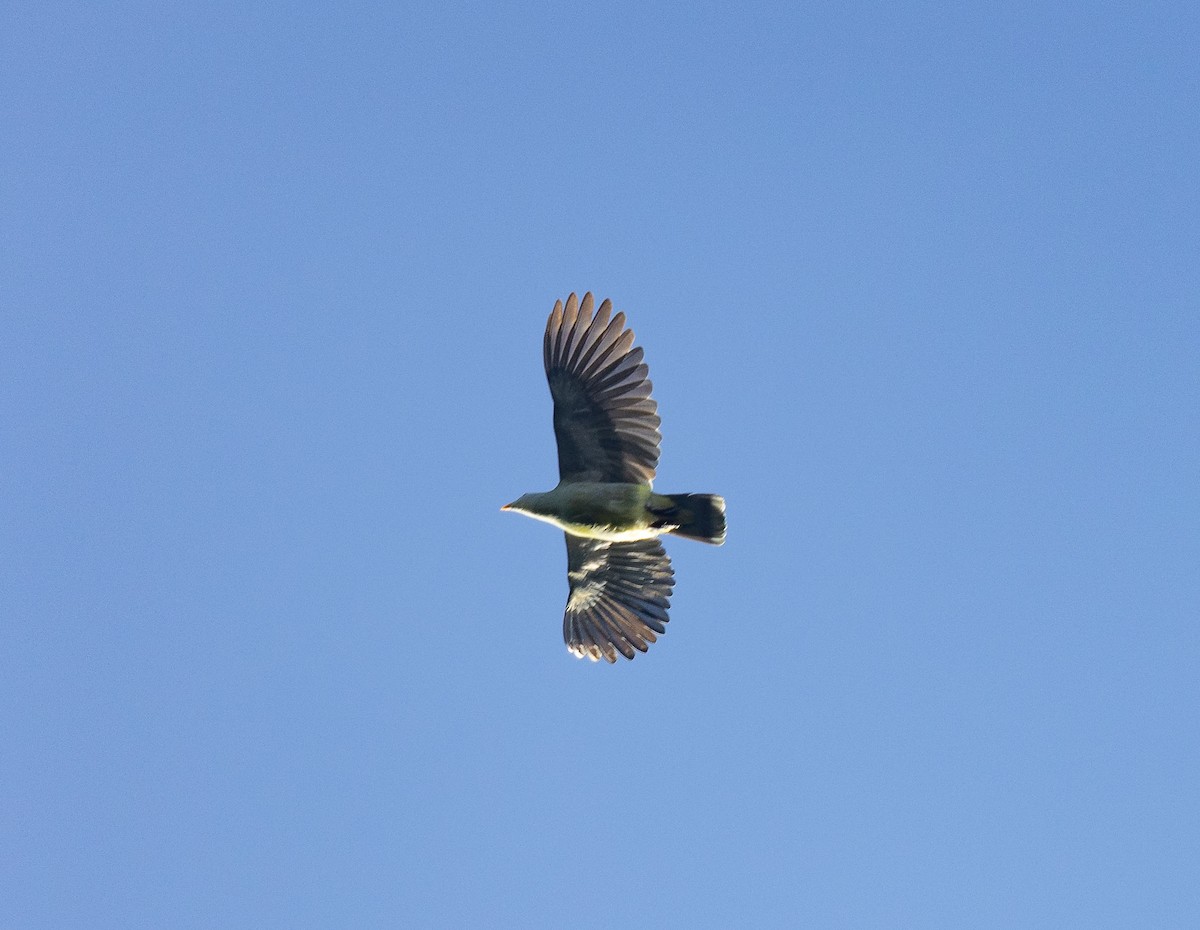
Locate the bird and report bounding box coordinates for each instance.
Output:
[502,292,726,663]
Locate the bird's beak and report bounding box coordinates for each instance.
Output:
[500,503,512,511]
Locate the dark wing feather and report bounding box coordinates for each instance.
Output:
[544,292,661,484]
[563,535,675,663]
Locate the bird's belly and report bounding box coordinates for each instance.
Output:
[560,521,662,543]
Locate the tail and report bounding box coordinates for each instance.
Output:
[657,493,726,545]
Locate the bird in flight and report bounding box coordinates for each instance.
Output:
[503,292,726,663]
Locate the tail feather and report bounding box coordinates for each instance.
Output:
[660,493,726,545]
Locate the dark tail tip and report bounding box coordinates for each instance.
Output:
[665,493,726,545]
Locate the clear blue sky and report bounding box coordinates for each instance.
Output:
[3,2,1198,927]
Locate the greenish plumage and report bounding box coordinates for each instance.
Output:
[504,292,726,663]
[503,482,656,540]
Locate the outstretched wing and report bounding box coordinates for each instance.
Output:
[563,535,675,663]
[544,292,661,484]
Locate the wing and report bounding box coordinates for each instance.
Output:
[544,292,661,484]
[563,535,675,663]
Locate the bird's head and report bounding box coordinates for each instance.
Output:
[500,493,534,515]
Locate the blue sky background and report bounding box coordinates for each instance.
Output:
[3,2,1198,926]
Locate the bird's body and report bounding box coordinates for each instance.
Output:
[504,292,725,663]
[504,482,658,542]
